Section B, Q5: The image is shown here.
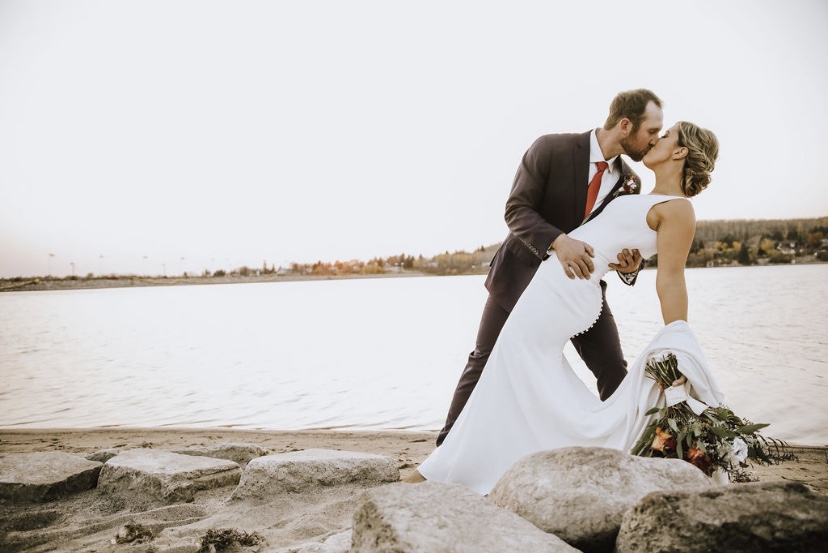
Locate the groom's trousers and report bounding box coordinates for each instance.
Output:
[435,279,628,446]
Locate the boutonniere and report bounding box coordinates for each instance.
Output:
[612,175,639,199]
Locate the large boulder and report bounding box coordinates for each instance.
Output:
[351,481,580,552]
[0,451,102,503]
[488,447,714,553]
[98,448,241,503]
[231,449,398,500]
[616,480,828,553]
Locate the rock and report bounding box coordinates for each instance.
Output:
[97,448,241,503]
[231,449,398,500]
[296,530,353,552]
[85,448,121,463]
[0,451,103,503]
[616,480,828,553]
[351,481,579,552]
[488,447,714,553]
[172,442,268,466]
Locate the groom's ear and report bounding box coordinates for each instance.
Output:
[619,117,633,135]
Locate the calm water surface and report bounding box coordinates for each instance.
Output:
[1,264,826,445]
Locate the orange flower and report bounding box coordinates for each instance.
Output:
[684,447,713,476]
[651,427,677,455]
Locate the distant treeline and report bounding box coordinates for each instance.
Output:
[8,218,827,283]
[284,216,828,277]
[692,217,828,247]
[278,244,501,278]
[681,216,828,268]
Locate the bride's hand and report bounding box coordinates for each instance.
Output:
[658,374,688,390]
[551,234,595,279]
[609,248,642,274]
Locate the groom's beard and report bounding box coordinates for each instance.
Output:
[620,136,651,162]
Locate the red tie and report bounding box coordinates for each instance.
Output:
[585,161,608,218]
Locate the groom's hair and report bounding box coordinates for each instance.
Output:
[603,89,663,132]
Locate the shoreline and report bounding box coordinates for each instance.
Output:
[3,260,826,293]
[0,271,439,293]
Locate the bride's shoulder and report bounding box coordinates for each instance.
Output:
[647,196,695,231]
[664,196,695,214]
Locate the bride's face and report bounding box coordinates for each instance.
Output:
[642,123,681,169]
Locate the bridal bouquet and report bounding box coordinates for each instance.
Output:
[630,353,790,481]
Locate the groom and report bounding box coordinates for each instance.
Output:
[436,88,664,446]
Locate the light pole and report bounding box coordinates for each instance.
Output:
[70,262,75,277]
[48,253,54,276]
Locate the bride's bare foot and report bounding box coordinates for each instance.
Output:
[402,469,426,483]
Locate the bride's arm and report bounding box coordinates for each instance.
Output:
[650,199,696,325]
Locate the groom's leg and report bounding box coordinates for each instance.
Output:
[435,294,510,446]
[571,280,628,401]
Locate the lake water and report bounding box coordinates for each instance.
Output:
[1,264,826,446]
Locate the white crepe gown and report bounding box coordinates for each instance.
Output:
[418,194,725,495]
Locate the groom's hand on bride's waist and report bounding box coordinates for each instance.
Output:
[551,234,595,280]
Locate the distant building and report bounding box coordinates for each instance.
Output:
[777,242,798,255]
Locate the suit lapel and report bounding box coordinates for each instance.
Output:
[573,131,591,218]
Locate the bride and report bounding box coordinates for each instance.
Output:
[407,121,722,495]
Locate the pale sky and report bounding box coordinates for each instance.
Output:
[1,0,826,278]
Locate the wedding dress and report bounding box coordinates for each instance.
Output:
[418,194,725,495]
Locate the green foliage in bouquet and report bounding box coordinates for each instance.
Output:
[631,353,793,481]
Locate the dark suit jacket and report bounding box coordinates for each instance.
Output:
[484,130,642,311]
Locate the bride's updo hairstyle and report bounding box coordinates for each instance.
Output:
[677,121,719,197]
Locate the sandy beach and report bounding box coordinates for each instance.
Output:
[1,428,825,552]
[0,428,436,552]
[0,271,433,294]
